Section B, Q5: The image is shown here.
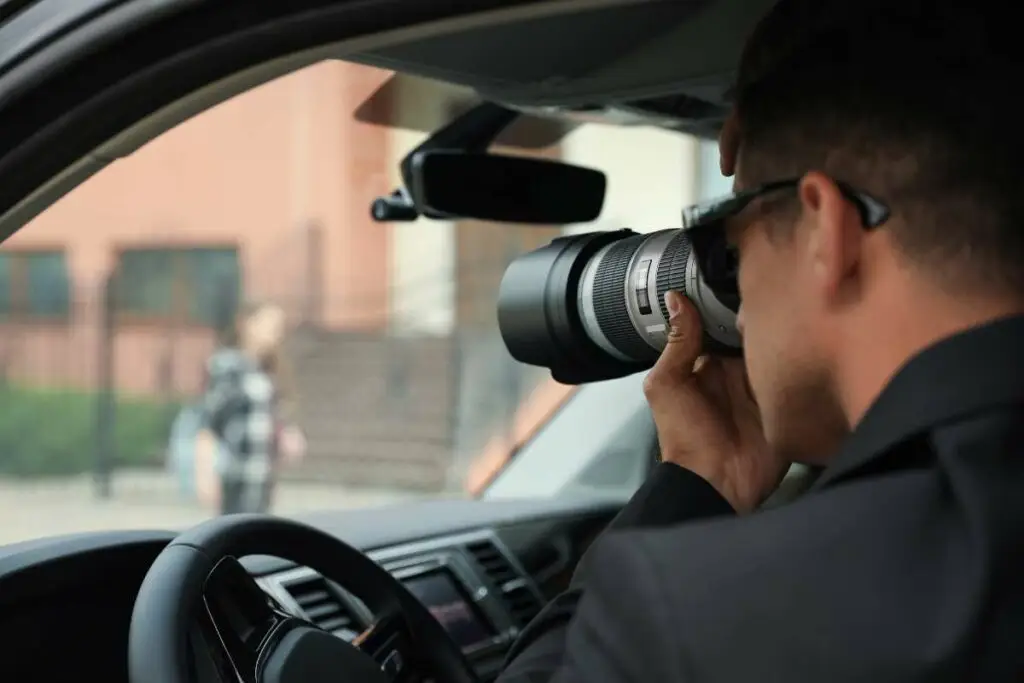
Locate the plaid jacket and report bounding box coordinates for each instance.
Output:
[200,348,277,484]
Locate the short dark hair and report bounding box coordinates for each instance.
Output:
[734,0,1024,294]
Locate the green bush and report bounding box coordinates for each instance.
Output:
[0,385,180,477]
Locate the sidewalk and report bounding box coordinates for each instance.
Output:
[0,469,426,546]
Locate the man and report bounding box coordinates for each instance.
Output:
[196,343,276,514]
[497,1,1024,681]
[197,303,291,515]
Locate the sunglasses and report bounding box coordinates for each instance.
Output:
[679,177,891,308]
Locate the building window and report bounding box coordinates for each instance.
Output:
[115,247,241,326]
[0,249,72,319]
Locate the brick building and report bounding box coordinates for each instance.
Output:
[0,60,700,491]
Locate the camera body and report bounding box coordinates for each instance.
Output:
[497,229,741,385]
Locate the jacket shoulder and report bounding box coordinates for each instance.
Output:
[587,470,975,681]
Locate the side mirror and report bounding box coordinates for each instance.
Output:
[408,150,606,224]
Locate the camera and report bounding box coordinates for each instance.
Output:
[497,227,742,385]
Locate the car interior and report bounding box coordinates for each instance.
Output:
[0,2,819,682]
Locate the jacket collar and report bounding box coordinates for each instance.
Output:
[814,314,1024,489]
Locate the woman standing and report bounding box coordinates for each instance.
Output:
[195,302,305,514]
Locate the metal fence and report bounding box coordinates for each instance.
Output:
[0,273,546,500]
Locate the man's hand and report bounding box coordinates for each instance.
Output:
[643,291,788,513]
[194,428,222,512]
[278,424,307,465]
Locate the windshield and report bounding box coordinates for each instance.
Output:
[0,61,710,545]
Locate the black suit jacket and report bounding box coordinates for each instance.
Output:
[498,316,1024,683]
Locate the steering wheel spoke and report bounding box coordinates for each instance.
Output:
[353,611,415,681]
[201,556,294,683]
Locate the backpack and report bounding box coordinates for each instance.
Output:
[166,402,230,499]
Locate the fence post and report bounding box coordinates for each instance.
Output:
[94,273,117,499]
[444,328,463,493]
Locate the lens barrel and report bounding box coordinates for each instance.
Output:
[497,229,741,384]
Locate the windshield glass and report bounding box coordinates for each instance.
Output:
[0,61,703,545]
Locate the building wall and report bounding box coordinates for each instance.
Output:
[0,61,394,395]
[563,122,699,233]
[696,138,733,199]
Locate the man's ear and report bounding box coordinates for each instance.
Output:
[798,172,863,302]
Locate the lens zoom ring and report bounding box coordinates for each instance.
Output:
[592,235,659,360]
[655,230,693,322]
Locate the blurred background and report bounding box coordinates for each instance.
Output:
[0,61,731,544]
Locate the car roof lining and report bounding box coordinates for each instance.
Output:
[347,0,774,107]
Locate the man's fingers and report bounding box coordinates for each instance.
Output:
[643,291,704,400]
[661,290,703,360]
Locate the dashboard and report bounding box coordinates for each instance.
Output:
[0,496,622,683]
[256,529,543,681]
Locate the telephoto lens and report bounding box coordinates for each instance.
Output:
[497,227,741,385]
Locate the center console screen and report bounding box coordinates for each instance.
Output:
[402,569,495,650]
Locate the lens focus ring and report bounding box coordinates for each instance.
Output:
[655,230,693,322]
[592,234,660,361]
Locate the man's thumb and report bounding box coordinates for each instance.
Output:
[644,290,705,397]
[647,290,704,397]
[664,291,703,357]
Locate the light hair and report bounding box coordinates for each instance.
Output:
[218,300,299,419]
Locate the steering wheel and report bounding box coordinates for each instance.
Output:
[128,514,480,683]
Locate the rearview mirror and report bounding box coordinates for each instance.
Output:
[409,150,606,224]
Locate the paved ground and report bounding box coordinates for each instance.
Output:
[0,469,429,546]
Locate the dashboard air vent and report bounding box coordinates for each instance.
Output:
[466,539,519,585]
[279,574,358,639]
[466,539,543,629]
[501,584,543,627]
